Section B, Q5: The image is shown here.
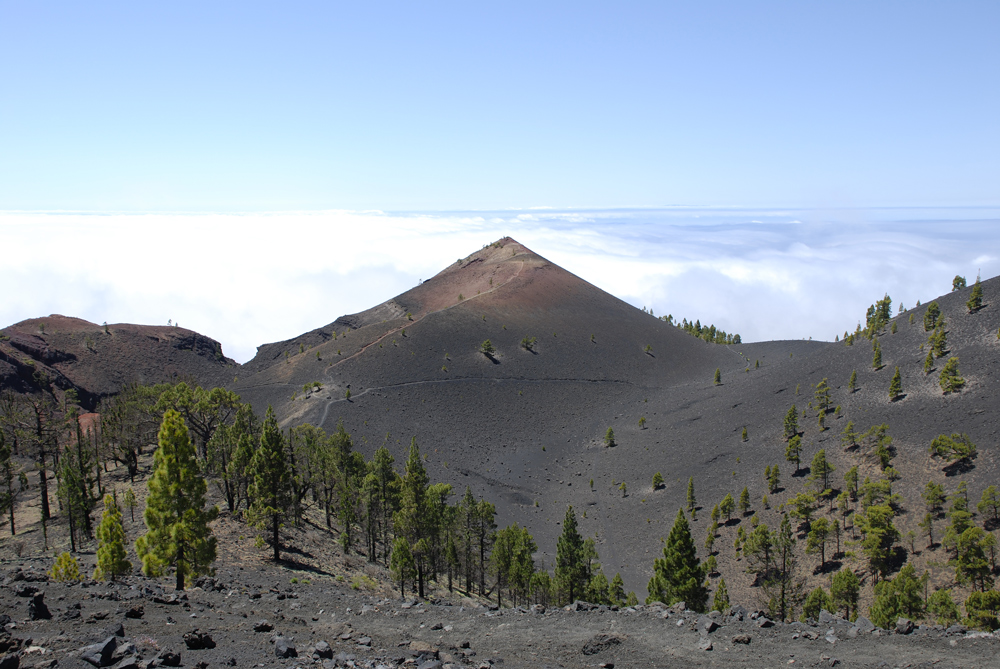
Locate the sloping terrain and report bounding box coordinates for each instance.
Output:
[0,315,236,409]
[232,238,1000,605]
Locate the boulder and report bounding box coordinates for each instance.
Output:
[15,585,38,598]
[697,637,712,651]
[895,618,914,635]
[28,593,51,621]
[124,607,144,620]
[156,651,181,668]
[356,637,372,647]
[112,656,140,669]
[854,616,875,634]
[80,637,118,668]
[0,654,19,669]
[273,638,296,659]
[818,610,843,625]
[530,605,545,615]
[731,634,751,645]
[314,641,332,659]
[755,617,774,628]
[698,617,718,635]
[252,620,273,633]
[183,632,215,650]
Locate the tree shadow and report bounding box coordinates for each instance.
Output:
[890,394,908,402]
[724,517,741,527]
[944,459,976,477]
[792,467,811,478]
[277,559,336,579]
[483,353,500,365]
[814,560,842,575]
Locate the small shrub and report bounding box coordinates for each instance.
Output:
[50,552,82,582]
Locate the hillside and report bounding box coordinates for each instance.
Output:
[231,239,1000,607]
[0,315,237,409]
[2,238,999,613]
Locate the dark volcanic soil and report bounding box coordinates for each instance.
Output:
[2,558,997,669]
[231,239,1000,610]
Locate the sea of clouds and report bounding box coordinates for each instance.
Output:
[2,206,998,363]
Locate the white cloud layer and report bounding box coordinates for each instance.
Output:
[3,207,998,363]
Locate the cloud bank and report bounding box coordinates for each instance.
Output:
[2,207,998,363]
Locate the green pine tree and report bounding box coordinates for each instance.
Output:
[646,508,707,611]
[939,357,965,393]
[924,301,941,331]
[608,572,626,606]
[652,472,664,490]
[831,567,860,619]
[768,464,781,494]
[739,486,751,516]
[604,427,616,447]
[556,506,587,604]
[95,494,131,581]
[741,427,748,442]
[720,493,736,521]
[712,576,730,612]
[967,276,984,313]
[783,405,799,440]
[713,368,721,385]
[389,537,415,598]
[889,366,902,400]
[924,349,934,374]
[848,370,857,393]
[136,410,218,591]
[872,340,883,369]
[785,435,803,473]
[247,406,292,562]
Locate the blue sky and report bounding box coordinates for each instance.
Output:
[2,1,998,210]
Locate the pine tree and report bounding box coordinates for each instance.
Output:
[953,275,967,291]
[889,366,902,400]
[712,577,730,612]
[848,370,857,393]
[652,472,664,490]
[395,438,431,597]
[742,427,748,442]
[686,477,696,518]
[785,435,803,473]
[604,427,616,447]
[813,378,831,414]
[713,368,721,385]
[49,552,81,582]
[556,506,586,604]
[808,449,835,492]
[95,494,131,581]
[872,340,882,369]
[783,405,799,440]
[924,301,941,331]
[739,487,751,516]
[720,493,735,521]
[247,406,292,562]
[646,509,707,611]
[924,350,934,374]
[939,357,965,393]
[389,537,415,598]
[136,410,218,591]
[608,573,626,606]
[768,464,780,494]
[0,430,28,535]
[967,276,984,313]
[122,487,138,523]
[830,567,860,619]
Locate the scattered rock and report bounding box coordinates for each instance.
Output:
[818,610,842,625]
[895,618,914,635]
[581,633,623,656]
[854,616,875,634]
[156,651,181,668]
[15,585,38,598]
[252,620,273,633]
[112,656,140,669]
[0,654,19,669]
[430,623,443,631]
[529,605,545,615]
[697,637,712,651]
[698,616,718,635]
[183,632,216,650]
[946,624,968,636]
[356,637,371,647]
[105,624,125,639]
[313,641,332,659]
[273,638,296,659]
[732,634,751,644]
[755,617,774,628]
[124,607,144,620]
[80,637,118,668]
[29,593,51,621]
